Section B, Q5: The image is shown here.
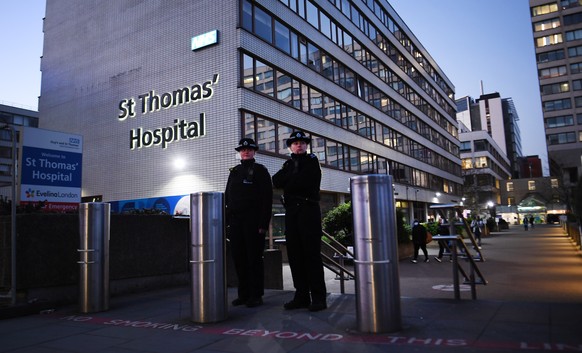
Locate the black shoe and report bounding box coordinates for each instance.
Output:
[246,298,263,308]
[283,300,310,310]
[308,302,327,312]
[231,298,247,306]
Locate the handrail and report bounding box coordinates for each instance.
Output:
[433,234,487,300]
[321,230,355,293]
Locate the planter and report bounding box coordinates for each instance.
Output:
[398,242,413,260]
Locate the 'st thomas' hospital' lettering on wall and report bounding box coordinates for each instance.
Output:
[117,74,219,150]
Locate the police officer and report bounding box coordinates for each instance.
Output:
[225,138,273,308]
[272,131,327,312]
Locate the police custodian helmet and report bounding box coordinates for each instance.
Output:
[235,138,259,151]
[286,131,311,147]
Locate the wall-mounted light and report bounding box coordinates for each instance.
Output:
[173,158,186,170]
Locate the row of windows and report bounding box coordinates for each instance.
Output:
[530,1,582,17]
[547,131,577,145]
[328,0,454,100]
[0,113,38,127]
[460,139,511,172]
[241,52,461,175]
[461,156,510,181]
[539,28,582,47]
[540,81,569,95]
[242,110,460,195]
[539,78,582,95]
[539,62,582,80]
[533,17,560,32]
[536,45,582,66]
[263,0,457,134]
[239,4,460,154]
[531,3,558,17]
[539,65,566,78]
[546,114,575,128]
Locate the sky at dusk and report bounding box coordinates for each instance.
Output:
[0,1,547,172]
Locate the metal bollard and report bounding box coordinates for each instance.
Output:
[351,175,402,333]
[78,202,110,313]
[190,192,227,323]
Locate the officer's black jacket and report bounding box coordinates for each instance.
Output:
[225,159,273,230]
[272,152,321,202]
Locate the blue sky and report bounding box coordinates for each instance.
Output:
[390,0,546,171]
[0,0,547,172]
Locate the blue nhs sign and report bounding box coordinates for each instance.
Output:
[191,30,219,51]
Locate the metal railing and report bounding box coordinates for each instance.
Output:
[320,230,355,294]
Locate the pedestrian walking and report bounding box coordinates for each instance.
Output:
[471,216,483,247]
[272,131,327,312]
[411,220,429,263]
[523,217,529,231]
[225,138,273,308]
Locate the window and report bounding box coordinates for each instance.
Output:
[242,0,253,31]
[460,141,471,152]
[254,6,272,42]
[506,182,514,192]
[531,3,558,16]
[533,17,560,32]
[256,117,276,153]
[546,115,574,128]
[528,181,536,191]
[255,60,274,97]
[475,157,488,168]
[536,33,563,47]
[461,158,473,169]
[242,54,254,89]
[568,45,582,58]
[508,197,515,206]
[274,20,290,54]
[572,63,582,74]
[540,81,569,95]
[548,131,576,144]
[574,79,582,90]
[564,12,582,26]
[551,178,559,188]
[537,48,565,62]
[543,98,571,112]
[539,65,567,79]
[566,29,582,41]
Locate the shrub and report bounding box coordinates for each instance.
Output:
[322,202,353,246]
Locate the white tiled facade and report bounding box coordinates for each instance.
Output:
[39,0,462,214]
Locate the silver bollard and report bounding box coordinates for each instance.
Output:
[78,202,110,313]
[351,174,402,333]
[190,192,227,323]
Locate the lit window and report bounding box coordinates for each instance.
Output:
[528,181,536,191]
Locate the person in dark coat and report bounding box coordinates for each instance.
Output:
[225,138,273,308]
[272,131,327,312]
[411,219,429,263]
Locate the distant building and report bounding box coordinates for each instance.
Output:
[456,94,520,216]
[0,104,39,203]
[529,1,582,193]
[517,155,543,178]
[498,176,567,224]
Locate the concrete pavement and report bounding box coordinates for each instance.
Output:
[1,223,582,352]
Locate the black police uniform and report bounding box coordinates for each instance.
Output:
[225,158,272,306]
[272,152,327,311]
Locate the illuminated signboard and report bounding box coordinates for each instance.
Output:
[191,30,219,51]
[20,127,83,212]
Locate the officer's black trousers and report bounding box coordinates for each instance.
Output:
[229,215,265,300]
[284,202,327,304]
